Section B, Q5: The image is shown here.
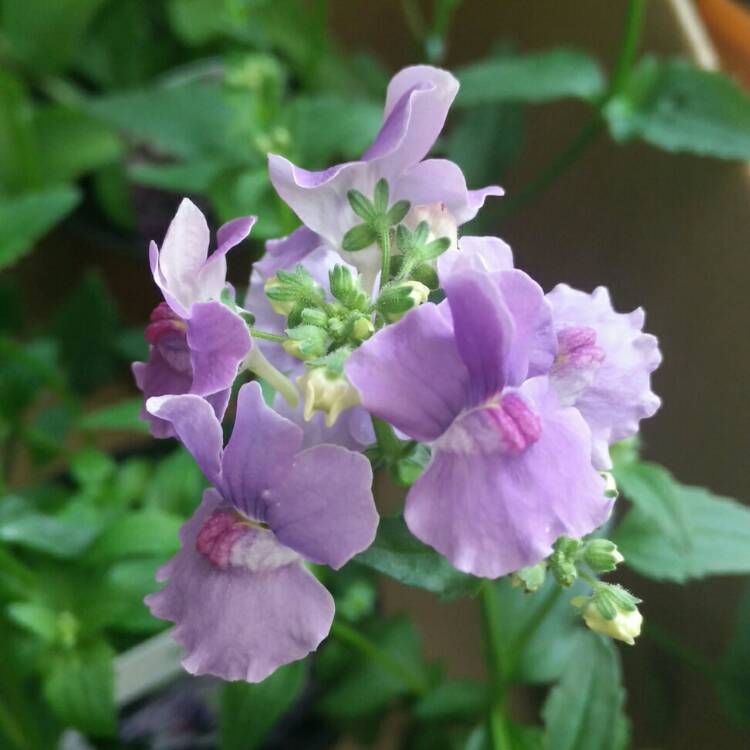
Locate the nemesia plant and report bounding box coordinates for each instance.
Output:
[134,62,660,719]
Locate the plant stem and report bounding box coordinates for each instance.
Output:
[371,416,402,460]
[330,620,429,695]
[250,328,286,343]
[479,582,513,749]
[497,0,647,220]
[378,228,391,290]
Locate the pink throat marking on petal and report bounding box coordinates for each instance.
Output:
[144,302,187,345]
[485,393,541,455]
[554,326,605,372]
[196,510,270,570]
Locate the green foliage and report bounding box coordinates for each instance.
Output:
[355,515,481,600]
[42,639,116,737]
[542,634,629,750]
[455,49,606,107]
[606,57,750,160]
[718,581,750,725]
[219,661,306,750]
[78,398,148,433]
[615,462,750,582]
[414,680,488,723]
[0,187,81,271]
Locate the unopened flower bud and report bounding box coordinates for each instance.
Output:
[352,316,375,341]
[380,281,430,323]
[583,539,624,573]
[573,585,643,645]
[298,367,360,427]
[550,536,582,587]
[300,308,329,327]
[264,277,296,316]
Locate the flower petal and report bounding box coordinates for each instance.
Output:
[394,159,503,224]
[133,351,192,438]
[146,393,224,488]
[197,215,256,300]
[346,301,469,442]
[547,284,662,468]
[363,66,459,176]
[186,301,252,396]
[153,199,211,312]
[221,382,302,518]
[146,489,334,683]
[438,235,514,278]
[405,377,612,578]
[443,269,515,405]
[265,445,377,569]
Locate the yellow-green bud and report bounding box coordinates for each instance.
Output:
[352,317,375,341]
[583,539,624,573]
[298,368,360,427]
[264,277,295,316]
[384,280,430,323]
[575,598,643,646]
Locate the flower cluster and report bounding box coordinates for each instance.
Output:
[134,65,661,681]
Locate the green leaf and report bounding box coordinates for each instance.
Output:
[79,398,148,433]
[0,69,37,193]
[0,187,81,271]
[605,56,750,160]
[342,223,378,252]
[42,639,116,736]
[415,680,488,722]
[6,602,59,642]
[1,0,106,74]
[0,495,97,559]
[456,49,606,107]
[143,448,206,515]
[33,106,122,184]
[542,634,628,750]
[86,510,182,563]
[613,460,691,551]
[130,158,226,193]
[219,661,306,750]
[355,516,481,600]
[615,471,750,582]
[86,80,236,160]
[492,577,585,685]
[69,448,116,487]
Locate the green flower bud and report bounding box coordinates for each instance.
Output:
[300,308,329,327]
[352,316,375,341]
[283,324,328,360]
[573,589,643,646]
[298,367,360,427]
[379,280,431,323]
[583,539,624,573]
[264,277,296,316]
[549,536,583,587]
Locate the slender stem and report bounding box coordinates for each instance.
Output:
[578,570,604,590]
[378,228,391,290]
[250,328,286,343]
[479,583,513,750]
[330,620,429,695]
[371,416,402,460]
[497,0,647,221]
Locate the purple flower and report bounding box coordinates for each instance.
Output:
[133,199,255,438]
[346,268,612,578]
[546,284,662,469]
[145,382,378,682]
[268,67,503,286]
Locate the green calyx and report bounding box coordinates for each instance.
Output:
[342,178,410,253]
[587,584,642,621]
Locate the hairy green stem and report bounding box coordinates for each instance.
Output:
[330,620,429,695]
[250,328,286,343]
[378,228,392,290]
[497,0,647,220]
